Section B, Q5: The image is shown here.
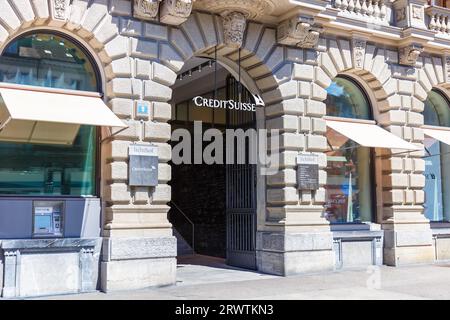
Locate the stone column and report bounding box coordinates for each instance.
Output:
[378,65,434,266]
[101,38,177,291]
[257,49,334,275]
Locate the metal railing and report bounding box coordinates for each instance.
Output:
[169,201,195,252]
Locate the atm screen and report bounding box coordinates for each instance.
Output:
[33,201,64,237]
[34,215,52,233]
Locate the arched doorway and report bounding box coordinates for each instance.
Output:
[168,57,259,270]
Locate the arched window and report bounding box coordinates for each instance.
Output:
[0,33,99,196]
[324,77,374,223]
[423,90,450,222]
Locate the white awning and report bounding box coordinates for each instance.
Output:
[325,117,421,151]
[0,84,126,145]
[423,126,450,146]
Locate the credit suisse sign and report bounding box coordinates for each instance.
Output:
[192,93,265,112]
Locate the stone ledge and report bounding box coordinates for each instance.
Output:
[333,230,384,240]
[102,236,177,261]
[258,231,333,252]
[1,238,101,251]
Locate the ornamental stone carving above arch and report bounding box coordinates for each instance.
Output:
[222,11,247,49]
[277,15,323,49]
[194,0,276,20]
[133,0,162,21]
[50,0,71,21]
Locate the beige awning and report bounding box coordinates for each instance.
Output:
[325,117,421,151]
[0,83,126,145]
[423,125,450,146]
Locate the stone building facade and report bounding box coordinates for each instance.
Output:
[0,0,449,297]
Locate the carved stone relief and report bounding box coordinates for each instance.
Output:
[51,0,70,21]
[352,38,367,69]
[134,0,162,21]
[277,15,323,49]
[399,44,424,66]
[160,0,195,25]
[222,11,247,49]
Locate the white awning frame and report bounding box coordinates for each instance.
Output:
[324,116,421,151]
[0,82,127,145]
[423,125,450,146]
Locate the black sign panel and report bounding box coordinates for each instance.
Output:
[297,153,319,190]
[129,145,158,187]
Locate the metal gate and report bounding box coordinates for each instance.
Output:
[225,76,257,270]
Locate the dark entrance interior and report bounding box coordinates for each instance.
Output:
[168,58,257,269]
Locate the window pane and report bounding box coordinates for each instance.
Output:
[424,137,444,221]
[423,91,450,221]
[324,77,374,224]
[214,108,226,125]
[176,102,188,121]
[325,77,371,120]
[189,93,213,123]
[324,129,373,223]
[0,126,96,196]
[0,33,99,197]
[0,34,97,92]
[424,91,450,126]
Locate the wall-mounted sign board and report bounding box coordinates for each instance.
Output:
[297,153,319,190]
[129,144,158,187]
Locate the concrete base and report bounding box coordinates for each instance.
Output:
[256,232,334,276]
[333,230,384,269]
[1,238,101,298]
[384,230,434,266]
[101,258,176,292]
[100,236,177,292]
[431,224,450,261]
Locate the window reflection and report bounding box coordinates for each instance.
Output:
[325,129,373,223]
[325,77,374,224]
[0,33,97,91]
[423,91,450,222]
[325,78,371,120]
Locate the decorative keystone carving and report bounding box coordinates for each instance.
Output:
[194,0,275,20]
[277,15,323,49]
[399,44,423,66]
[160,0,195,25]
[51,0,70,21]
[222,11,247,49]
[352,38,367,69]
[134,0,162,21]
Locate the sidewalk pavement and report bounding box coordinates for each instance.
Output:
[28,255,450,300]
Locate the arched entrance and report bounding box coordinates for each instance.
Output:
[168,56,260,270]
